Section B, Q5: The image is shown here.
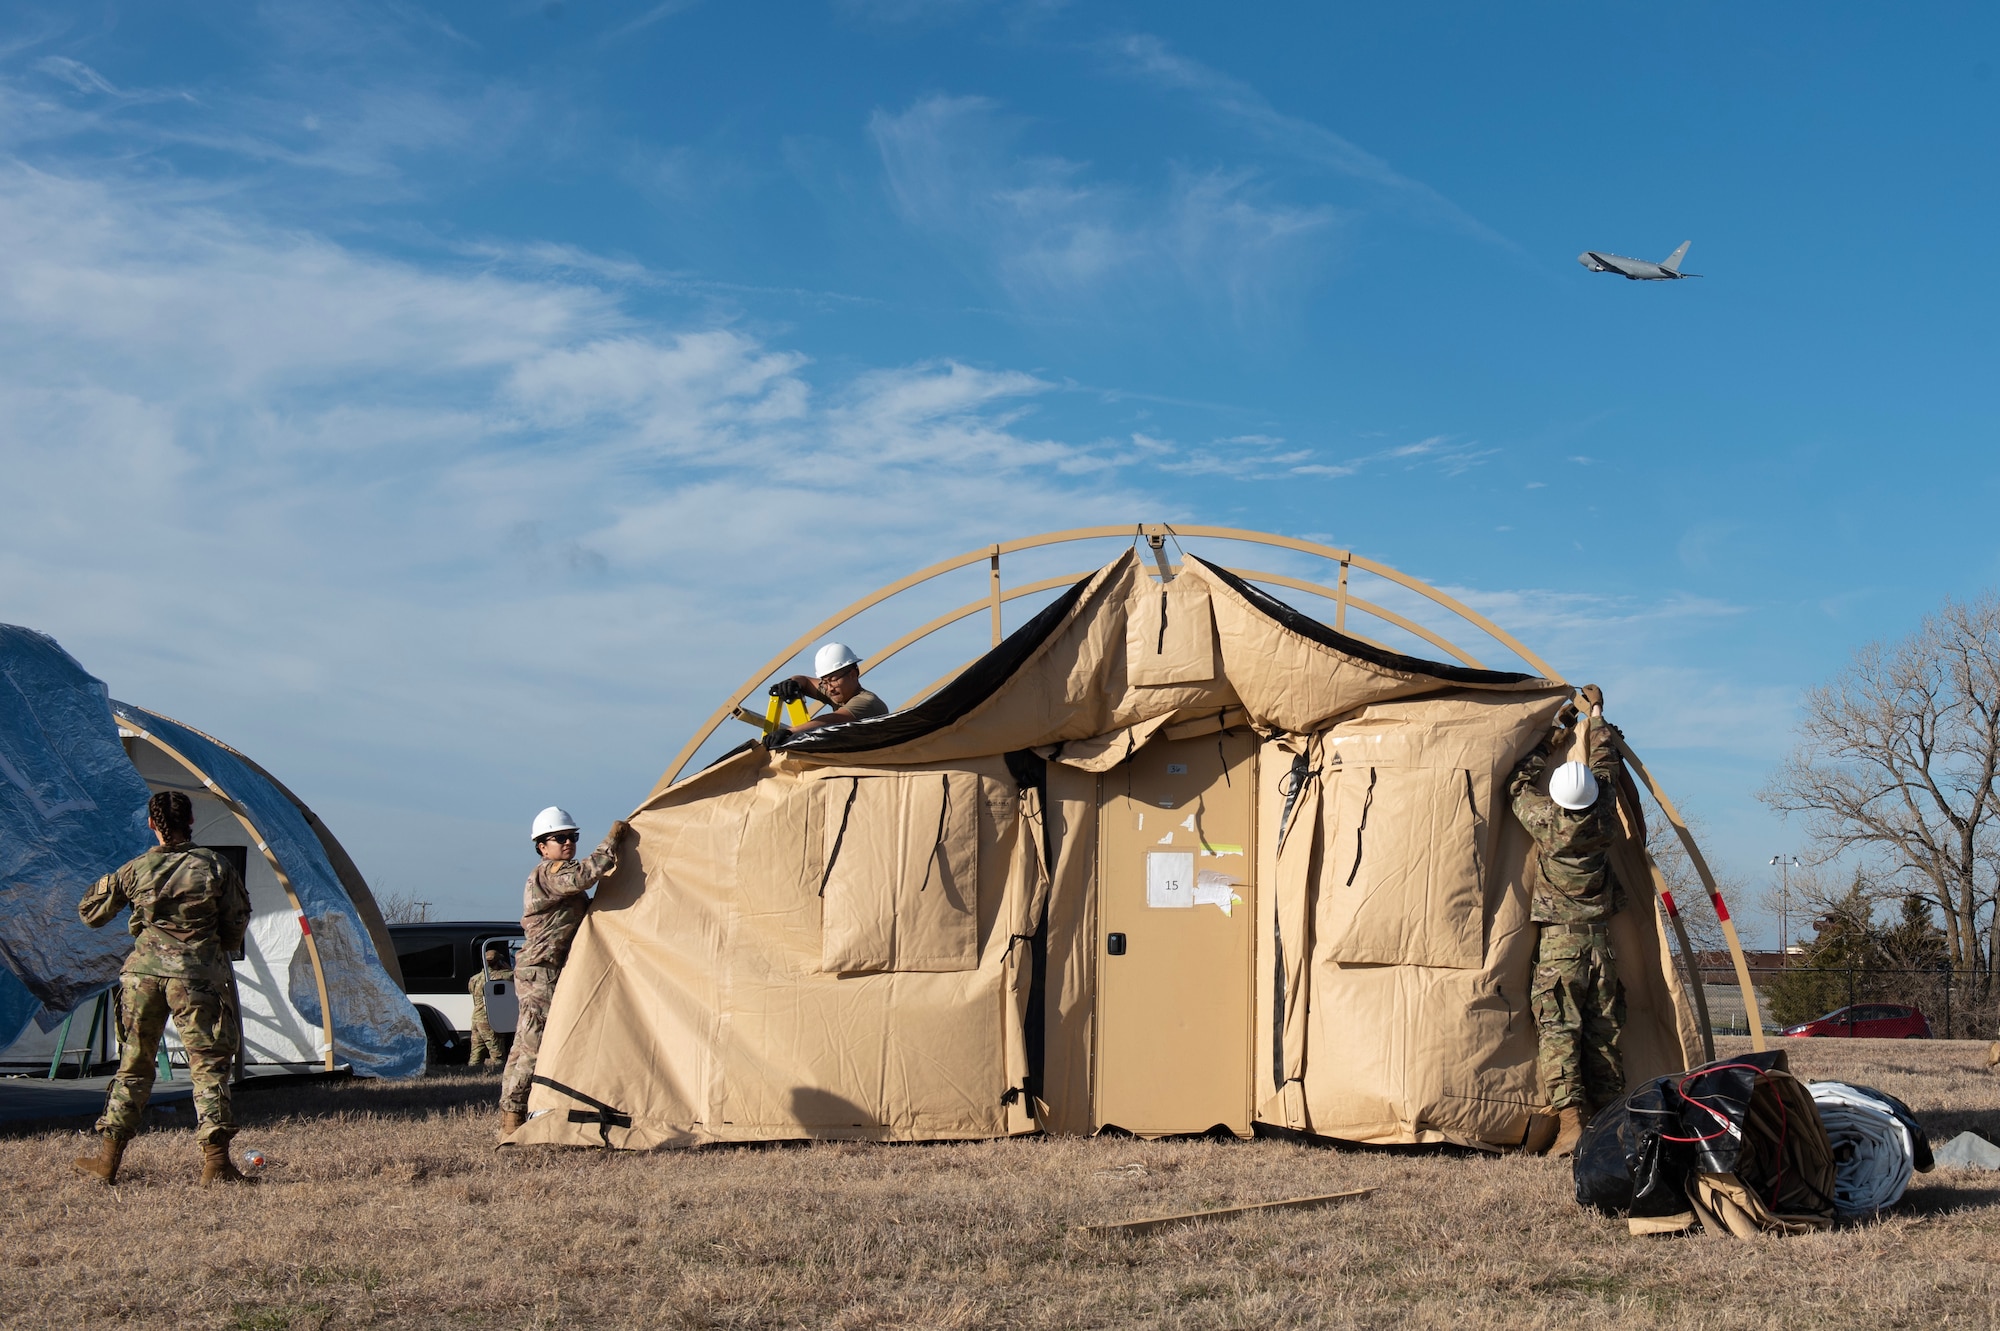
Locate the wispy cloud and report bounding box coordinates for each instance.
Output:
[1128,429,1494,482]
[0,162,1159,914]
[598,0,703,45]
[870,93,1340,318]
[1107,34,1519,256]
[6,29,538,197]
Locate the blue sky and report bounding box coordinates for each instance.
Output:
[4,2,1996,931]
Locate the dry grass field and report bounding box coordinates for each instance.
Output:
[4,1037,1997,1330]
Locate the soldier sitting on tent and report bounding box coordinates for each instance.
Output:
[773,642,889,739]
[1508,685,1628,1158]
[468,941,513,1067]
[72,789,255,1186]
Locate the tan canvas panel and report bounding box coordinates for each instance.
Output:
[1126,574,1217,687]
[1319,764,1486,969]
[1261,735,1321,1128]
[819,772,981,973]
[1039,760,1100,1135]
[514,754,1041,1149]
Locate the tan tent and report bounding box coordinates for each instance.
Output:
[512,543,1711,1150]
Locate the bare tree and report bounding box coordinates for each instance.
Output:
[1761,595,2000,986]
[1755,863,1889,946]
[374,886,430,925]
[1645,813,1728,959]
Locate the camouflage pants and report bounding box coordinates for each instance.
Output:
[97,973,238,1145]
[1533,927,1626,1114]
[469,1018,509,1066]
[498,964,558,1114]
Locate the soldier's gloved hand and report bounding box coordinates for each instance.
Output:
[773,678,803,704]
[1579,683,1604,716]
[607,819,632,844]
[1555,700,1579,732]
[766,726,792,749]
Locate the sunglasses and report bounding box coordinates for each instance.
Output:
[539,832,580,845]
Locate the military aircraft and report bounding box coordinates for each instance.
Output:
[1577,241,1698,280]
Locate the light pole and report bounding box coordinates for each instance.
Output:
[1769,855,1800,965]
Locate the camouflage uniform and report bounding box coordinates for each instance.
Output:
[1508,722,1628,1115]
[78,841,251,1145]
[468,962,514,1065]
[499,833,620,1115]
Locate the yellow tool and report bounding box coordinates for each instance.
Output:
[733,681,811,734]
[764,686,810,733]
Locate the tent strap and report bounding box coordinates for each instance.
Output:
[533,1074,632,1146]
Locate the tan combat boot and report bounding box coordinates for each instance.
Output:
[1552,1106,1587,1158]
[72,1134,125,1184]
[200,1141,254,1186]
[500,1110,526,1135]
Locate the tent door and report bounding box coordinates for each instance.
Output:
[1094,729,1257,1136]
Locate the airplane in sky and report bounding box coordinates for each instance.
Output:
[1577,241,1698,280]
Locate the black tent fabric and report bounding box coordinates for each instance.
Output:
[1575,1049,1838,1234]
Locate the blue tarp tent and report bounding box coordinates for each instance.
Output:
[0,626,154,1049]
[0,622,423,1079]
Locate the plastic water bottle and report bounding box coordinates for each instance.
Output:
[239,1146,268,1174]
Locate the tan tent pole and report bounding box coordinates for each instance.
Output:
[1334,558,1350,631]
[988,546,1004,646]
[718,574,1096,739]
[1222,568,1488,669]
[1646,853,1717,1063]
[1159,525,1562,677]
[658,524,1151,784]
[118,722,339,1072]
[1613,737,1765,1051]
[664,524,1573,784]
[867,574,1086,676]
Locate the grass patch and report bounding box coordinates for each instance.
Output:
[3,1045,1996,1329]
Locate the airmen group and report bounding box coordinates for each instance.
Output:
[69,652,1627,1180]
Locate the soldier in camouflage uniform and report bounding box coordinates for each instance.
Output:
[1508,687,1628,1157]
[468,942,514,1066]
[72,790,254,1186]
[498,807,628,1134]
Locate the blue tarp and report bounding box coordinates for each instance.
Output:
[0,626,156,1048]
[112,703,426,1079]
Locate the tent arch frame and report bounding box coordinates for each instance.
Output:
[116,719,339,1073]
[661,522,1761,1055]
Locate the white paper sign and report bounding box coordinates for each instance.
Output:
[1147,851,1195,908]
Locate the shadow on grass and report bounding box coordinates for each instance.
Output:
[1902,1179,2000,1213]
[1922,1110,2000,1142]
[231,1068,503,1128]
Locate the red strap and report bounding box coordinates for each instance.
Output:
[1708,892,1731,923]
[297,914,313,936]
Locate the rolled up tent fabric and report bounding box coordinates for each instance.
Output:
[1808,1081,1916,1215]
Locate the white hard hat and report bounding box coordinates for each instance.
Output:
[531,806,579,840]
[814,642,862,677]
[1549,762,1600,812]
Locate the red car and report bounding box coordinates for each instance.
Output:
[1779,1003,1931,1039]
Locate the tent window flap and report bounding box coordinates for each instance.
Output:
[819,773,981,973]
[1319,765,1487,969]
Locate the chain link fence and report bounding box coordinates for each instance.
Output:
[1690,962,1996,1040]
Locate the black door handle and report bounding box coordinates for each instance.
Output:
[1107,933,1127,956]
